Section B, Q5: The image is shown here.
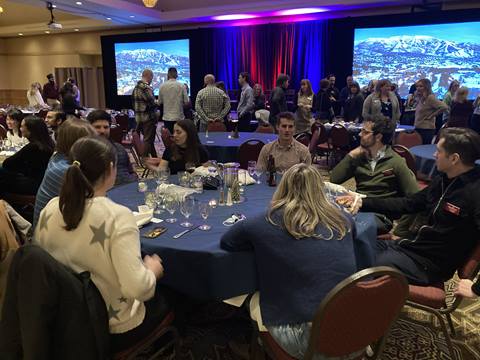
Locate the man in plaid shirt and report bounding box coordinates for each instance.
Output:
[132,69,158,157]
[195,74,231,131]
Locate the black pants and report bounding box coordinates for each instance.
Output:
[238,112,252,132]
[375,240,440,285]
[163,120,176,135]
[136,120,157,157]
[0,168,38,195]
[415,128,436,145]
[110,290,171,353]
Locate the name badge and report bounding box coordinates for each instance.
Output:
[382,168,394,176]
[443,202,461,216]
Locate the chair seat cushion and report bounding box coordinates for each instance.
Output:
[408,283,446,308]
[260,332,297,360]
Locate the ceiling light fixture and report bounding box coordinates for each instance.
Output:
[129,15,135,18]
[276,8,328,16]
[142,0,158,7]
[75,1,82,5]
[213,14,257,21]
[18,33,24,36]
[74,28,79,31]
[0,6,3,13]
[106,17,112,20]
[45,31,51,34]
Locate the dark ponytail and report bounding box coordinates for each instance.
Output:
[59,136,116,230]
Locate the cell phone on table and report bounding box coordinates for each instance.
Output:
[143,227,167,239]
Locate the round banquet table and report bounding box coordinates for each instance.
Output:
[108,178,378,300]
[199,132,277,163]
[324,123,414,134]
[411,144,480,179]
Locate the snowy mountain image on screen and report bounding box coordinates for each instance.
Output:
[353,34,480,99]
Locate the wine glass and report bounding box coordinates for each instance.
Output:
[144,191,156,211]
[198,202,211,231]
[164,196,178,223]
[247,161,256,183]
[180,196,195,228]
[185,162,196,174]
[208,160,218,176]
[254,168,263,184]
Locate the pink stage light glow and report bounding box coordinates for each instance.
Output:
[276,8,328,16]
[213,14,258,21]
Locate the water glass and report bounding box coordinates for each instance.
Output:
[180,196,195,228]
[178,171,190,187]
[198,202,211,231]
[144,191,156,210]
[164,196,178,223]
[254,168,263,184]
[247,161,256,179]
[156,168,170,185]
[192,175,203,193]
[138,179,148,193]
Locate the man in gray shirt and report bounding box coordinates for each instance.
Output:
[158,67,189,134]
[237,72,255,132]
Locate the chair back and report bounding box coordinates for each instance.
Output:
[255,123,275,134]
[294,132,310,147]
[35,109,48,119]
[309,123,328,152]
[115,114,129,132]
[395,131,422,148]
[392,144,417,176]
[458,242,480,279]
[238,140,265,169]
[207,121,226,132]
[161,127,173,148]
[109,126,123,144]
[433,123,448,144]
[131,132,146,158]
[0,124,7,140]
[305,267,408,360]
[330,124,350,149]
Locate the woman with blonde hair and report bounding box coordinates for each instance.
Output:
[362,79,401,123]
[442,80,460,123]
[26,82,48,109]
[414,78,448,144]
[447,86,472,128]
[294,79,314,133]
[221,163,357,358]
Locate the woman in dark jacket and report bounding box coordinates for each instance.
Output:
[343,81,364,122]
[313,79,334,122]
[0,116,54,195]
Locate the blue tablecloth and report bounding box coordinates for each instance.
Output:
[108,179,377,300]
[411,144,480,179]
[199,132,277,163]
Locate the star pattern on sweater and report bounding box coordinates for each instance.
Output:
[89,222,108,248]
[118,297,128,304]
[108,304,120,321]
[39,212,52,232]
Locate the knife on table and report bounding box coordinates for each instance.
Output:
[173,225,200,239]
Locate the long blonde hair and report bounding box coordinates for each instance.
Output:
[267,164,349,240]
[29,82,41,96]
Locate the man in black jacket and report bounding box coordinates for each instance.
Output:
[269,74,289,127]
[343,128,480,285]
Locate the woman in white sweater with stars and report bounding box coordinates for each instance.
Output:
[34,136,168,352]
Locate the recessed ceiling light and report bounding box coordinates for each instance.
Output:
[74,29,79,31]
[45,31,50,34]
[213,14,257,20]
[18,33,24,36]
[106,17,112,20]
[129,15,135,18]
[52,4,57,8]
[75,1,82,5]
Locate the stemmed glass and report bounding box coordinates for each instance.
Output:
[180,196,195,228]
[208,160,218,177]
[164,196,178,223]
[198,202,211,231]
[254,167,263,184]
[185,162,196,174]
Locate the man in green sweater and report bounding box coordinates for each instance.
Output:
[330,114,419,236]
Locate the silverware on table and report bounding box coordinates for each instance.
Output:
[173,225,200,239]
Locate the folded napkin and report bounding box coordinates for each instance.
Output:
[156,183,197,201]
[133,208,153,227]
[193,167,256,185]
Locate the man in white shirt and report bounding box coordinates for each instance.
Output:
[158,67,189,134]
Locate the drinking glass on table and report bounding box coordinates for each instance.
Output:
[156,168,170,185]
[185,162,196,174]
[144,191,156,211]
[247,161,256,180]
[254,167,263,184]
[198,202,211,231]
[180,196,195,228]
[164,195,178,223]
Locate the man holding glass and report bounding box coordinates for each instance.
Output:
[256,112,311,173]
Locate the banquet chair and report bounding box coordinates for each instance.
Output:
[255,123,275,134]
[131,132,150,178]
[256,267,408,360]
[207,121,227,132]
[310,123,330,165]
[392,144,429,189]
[1,193,36,223]
[405,241,480,359]
[328,124,350,168]
[161,127,173,148]
[238,140,265,170]
[115,114,129,133]
[35,109,48,119]
[113,311,179,360]
[109,126,124,144]
[0,124,6,139]
[294,132,310,147]
[395,131,422,148]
